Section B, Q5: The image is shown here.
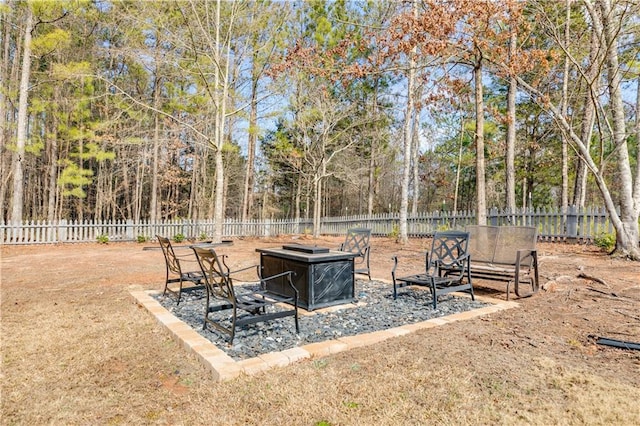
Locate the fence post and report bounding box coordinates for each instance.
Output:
[566,205,578,241]
[126,219,134,241]
[489,207,498,226]
[58,219,67,242]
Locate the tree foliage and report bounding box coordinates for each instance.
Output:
[1,0,638,255]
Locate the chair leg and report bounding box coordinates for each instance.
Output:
[431,280,437,309]
[163,272,170,297]
[229,309,237,344]
[176,279,182,304]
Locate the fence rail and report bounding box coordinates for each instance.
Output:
[0,206,614,245]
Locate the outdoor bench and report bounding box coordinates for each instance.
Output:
[464,225,539,299]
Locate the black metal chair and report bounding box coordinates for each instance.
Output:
[192,246,299,344]
[391,230,474,308]
[157,235,204,304]
[339,228,372,280]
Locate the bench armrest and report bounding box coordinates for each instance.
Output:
[515,248,537,264]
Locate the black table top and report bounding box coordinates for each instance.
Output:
[256,245,357,263]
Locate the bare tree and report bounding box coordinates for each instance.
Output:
[514,0,640,259]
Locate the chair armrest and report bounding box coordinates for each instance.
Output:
[215,254,258,278]
[174,252,197,260]
[391,252,429,276]
[391,255,399,276]
[228,264,259,275]
[259,270,298,298]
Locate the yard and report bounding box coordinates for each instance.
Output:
[2,235,639,425]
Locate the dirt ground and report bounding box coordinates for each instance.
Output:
[2,235,639,425]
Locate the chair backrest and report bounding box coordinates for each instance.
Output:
[429,231,470,268]
[157,235,181,274]
[192,246,235,301]
[341,228,371,256]
[494,226,537,265]
[466,225,537,264]
[465,225,498,263]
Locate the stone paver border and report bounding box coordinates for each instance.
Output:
[129,283,518,382]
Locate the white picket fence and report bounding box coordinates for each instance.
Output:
[0,206,614,245]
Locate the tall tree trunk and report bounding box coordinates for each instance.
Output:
[46,141,58,223]
[312,168,323,237]
[94,160,104,221]
[121,154,132,220]
[399,0,418,243]
[211,0,231,242]
[560,0,570,217]
[506,30,517,214]
[10,6,33,223]
[635,73,640,205]
[367,83,380,216]
[150,75,161,223]
[411,103,420,215]
[46,108,59,223]
[572,25,600,208]
[367,149,375,216]
[134,154,144,223]
[76,138,83,222]
[453,116,464,216]
[188,149,198,220]
[0,5,20,221]
[598,0,639,258]
[474,56,487,225]
[0,6,12,221]
[295,169,302,222]
[242,57,259,222]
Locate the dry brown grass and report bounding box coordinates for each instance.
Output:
[2,236,639,425]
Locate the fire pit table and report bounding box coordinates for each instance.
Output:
[257,244,357,311]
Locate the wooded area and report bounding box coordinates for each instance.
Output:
[1,0,639,257]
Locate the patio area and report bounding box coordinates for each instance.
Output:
[133,279,515,380]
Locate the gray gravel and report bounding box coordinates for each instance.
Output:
[154,280,489,361]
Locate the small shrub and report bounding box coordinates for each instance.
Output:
[96,234,109,244]
[388,223,399,240]
[436,222,450,231]
[593,232,615,252]
[198,232,208,241]
[136,235,148,243]
[173,233,185,243]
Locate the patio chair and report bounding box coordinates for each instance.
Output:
[339,228,372,280]
[157,235,204,304]
[192,246,299,344]
[391,230,474,309]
